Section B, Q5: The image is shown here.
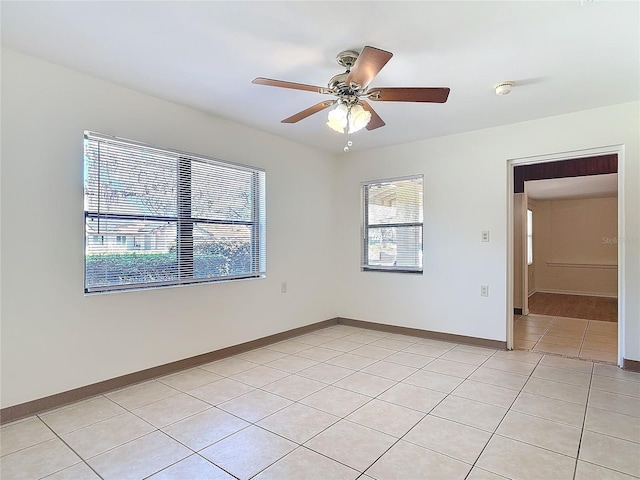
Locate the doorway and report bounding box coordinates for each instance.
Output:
[506,146,625,366]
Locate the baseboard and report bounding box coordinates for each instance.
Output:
[7,316,634,424]
[623,358,640,372]
[528,289,537,298]
[0,318,338,425]
[535,289,618,299]
[337,317,507,350]
[1,317,515,424]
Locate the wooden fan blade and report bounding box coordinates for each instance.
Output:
[346,46,393,90]
[252,77,330,94]
[369,87,450,103]
[281,101,336,124]
[360,101,385,130]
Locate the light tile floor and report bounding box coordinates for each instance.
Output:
[514,314,618,363]
[2,324,639,479]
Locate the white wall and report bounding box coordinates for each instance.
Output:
[532,197,618,297]
[0,50,338,408]
[2,49,639,409]
[333,102,639,360]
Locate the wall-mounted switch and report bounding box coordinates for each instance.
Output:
[481,285,489,297]
[482,231,490,242]
[281,282,287,293]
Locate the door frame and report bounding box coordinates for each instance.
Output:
[506,144,625,366]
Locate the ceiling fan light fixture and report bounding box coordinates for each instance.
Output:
[327,102,371,134]
[348,104,371,133]
[326,103,348,133]
[254,46,450,144]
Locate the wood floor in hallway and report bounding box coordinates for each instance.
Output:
[528,292,617,322]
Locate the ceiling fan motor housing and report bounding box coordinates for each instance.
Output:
[336,50,359,69]
[328,72,349,91]
[330,50,366,97]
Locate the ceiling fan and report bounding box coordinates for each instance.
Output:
[252,46,450,138]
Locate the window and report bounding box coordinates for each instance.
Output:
[84,131,266,293]
[527,208,533,265]
[362,175,423,273]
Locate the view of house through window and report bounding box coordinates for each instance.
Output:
[84,131,266,293]
[362,175,423,272]
[527,208,533,265]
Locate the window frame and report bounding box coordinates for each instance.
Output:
[83,131,266,294]
[361,174,424,274]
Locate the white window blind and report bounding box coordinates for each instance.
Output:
[84,131,266,293]
[362,175,423,273]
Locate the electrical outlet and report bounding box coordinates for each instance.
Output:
[481,285,489,297]
[281,282,287,293]
[482,231,490,242]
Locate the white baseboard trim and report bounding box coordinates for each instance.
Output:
[528,289,537,298]
[535,289,618,299]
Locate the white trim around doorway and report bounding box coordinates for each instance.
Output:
[506,144,625,367]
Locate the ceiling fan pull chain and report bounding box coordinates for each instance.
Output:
[344,108,352,152]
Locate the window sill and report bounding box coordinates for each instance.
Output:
[361,267,423,274]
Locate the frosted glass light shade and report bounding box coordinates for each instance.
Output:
[348,104,371,133]
[327,104,348,133]
[326,103,371,134]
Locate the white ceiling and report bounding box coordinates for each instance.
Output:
[527,173,618,200]
[1,1,638,154]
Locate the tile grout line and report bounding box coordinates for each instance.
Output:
[150,376,352,480]
[39,365,552,478]
[577,459,640,479]
[356,347,519,477]
[105,385,255,478]
[572,361,594,480]
[144,334,408,477]
[68,376,256,477]
[577,319,590,361]
[530,315,554,352]
[238,342,409,478]
[480,354,596,459]
[142,451,240,480]
[155,334,509,477]
[72,398,193,478]
[263,336,476,476]
[37,409,106,480]
[10,325,632,479]
[462,349,546,479]
[519,314,618,364]
[111,344,632,476]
